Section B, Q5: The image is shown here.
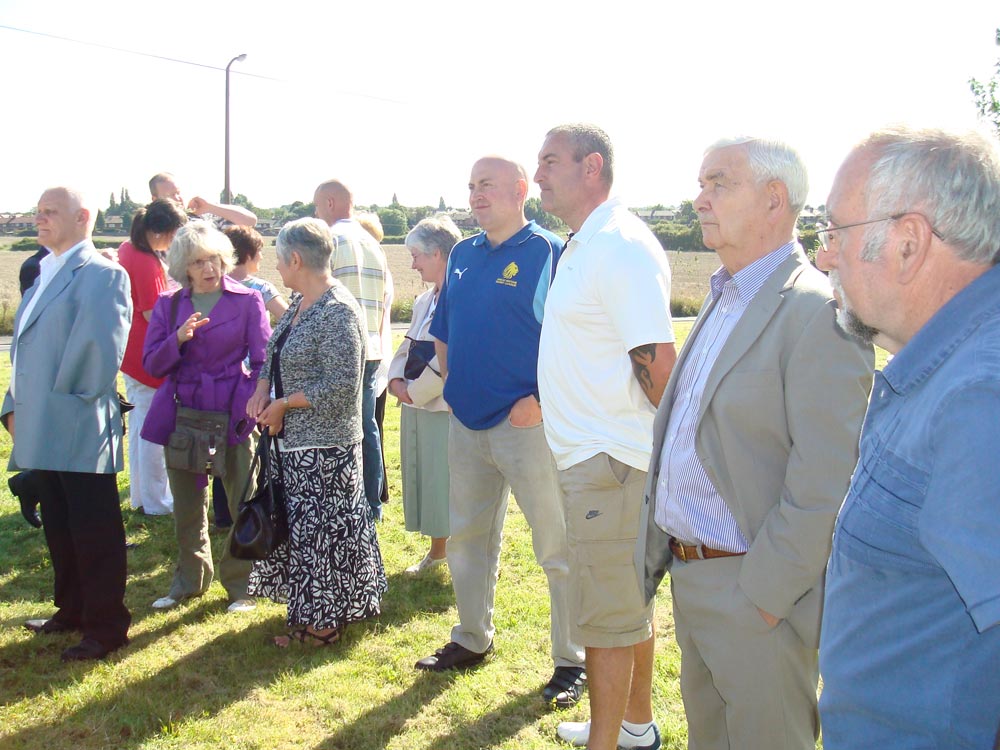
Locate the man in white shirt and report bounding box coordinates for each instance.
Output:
[536,124,676,750]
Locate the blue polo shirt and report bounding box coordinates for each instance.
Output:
[430,221,562,430]
[819,264,1000,749]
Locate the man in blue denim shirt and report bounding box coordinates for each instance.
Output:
[819,127,1000,749]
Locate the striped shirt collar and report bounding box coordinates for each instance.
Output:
[709,241,797,304]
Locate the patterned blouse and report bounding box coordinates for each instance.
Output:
[259,281,365,450]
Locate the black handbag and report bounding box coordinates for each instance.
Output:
[229,432,288,560]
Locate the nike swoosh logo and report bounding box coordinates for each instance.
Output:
[585,510,602,520]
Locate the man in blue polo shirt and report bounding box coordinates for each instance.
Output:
[819,127,1000,748]
[415,156,587,708]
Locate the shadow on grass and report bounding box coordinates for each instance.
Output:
[0,619,291,749]
[0,596,221,704]
[310,672,548,750]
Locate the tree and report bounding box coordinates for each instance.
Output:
[969,31,1000,138]
[109,192,117,211]
[651,221,704,252]
[95,209,106,233]
[405,206,433,229]
[391,193,400,207]
[377,207,408,236]
[675,200,698,225]
[524,197,567,233]
[438,196,447,211]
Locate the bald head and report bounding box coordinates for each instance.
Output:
[313,179,354,226]
[36,187,95,254]
[468,156,529,244]
[474,156,528,184]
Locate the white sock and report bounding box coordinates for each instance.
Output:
[621,719,653,735]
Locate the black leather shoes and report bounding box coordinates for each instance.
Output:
[24,618,77,635]
[543,665,587,708]
[61,637,127,662]
[414,641,493,671]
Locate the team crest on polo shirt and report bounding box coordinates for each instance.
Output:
[496,262,519,288]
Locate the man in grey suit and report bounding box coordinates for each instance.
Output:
[2,187,133,661]
[635,137,874,749]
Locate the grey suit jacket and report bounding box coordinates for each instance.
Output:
[635,249,874,648]
[1,242,132,474]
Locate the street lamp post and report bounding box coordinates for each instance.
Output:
[224,53,247,205]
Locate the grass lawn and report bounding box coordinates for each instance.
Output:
[0,319,883,749]
[0,339,687,750]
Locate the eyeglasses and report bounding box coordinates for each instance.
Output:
[188,256,221,269]
[815,212,943,251]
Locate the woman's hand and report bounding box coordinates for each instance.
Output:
[389,378,413,405]
[176,312,210,345]
[257,399,287,436]
[246,380,271,419]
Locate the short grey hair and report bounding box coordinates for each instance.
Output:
[546,123,614,187]
[859,127,1000,265]
[706,136,809,214]
[276,217,334,271]
[405,215,462,260]
[166,221,233,288]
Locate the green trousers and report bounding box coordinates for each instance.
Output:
[165,435,255,602]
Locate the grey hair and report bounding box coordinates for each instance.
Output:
[546,123,614,187]
[166,221,233,288]
[405,214,462,260]
[706,136,809,214]
[276,217,334,271]
[859,127,1000,265]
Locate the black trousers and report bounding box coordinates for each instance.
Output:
[38,470,131,648]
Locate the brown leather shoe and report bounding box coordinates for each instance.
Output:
[414,641,493,671]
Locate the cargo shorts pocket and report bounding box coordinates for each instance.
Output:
[575,538,647,634]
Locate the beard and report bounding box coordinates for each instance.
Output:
[829,270,880,344]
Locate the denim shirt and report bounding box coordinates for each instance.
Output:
[819,264,1000,749]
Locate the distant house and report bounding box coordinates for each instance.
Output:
[447,209,477,231]
[633,208,678,225]
[798,208,824,227]
[3,214,36,233]
[104,215,125,233]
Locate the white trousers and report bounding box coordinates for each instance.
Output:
[123,374,173,515]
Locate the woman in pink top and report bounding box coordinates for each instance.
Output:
[118,200,187,515]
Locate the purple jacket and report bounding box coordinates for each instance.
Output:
[141,275,271,446]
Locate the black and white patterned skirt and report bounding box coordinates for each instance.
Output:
[249,442,387,630]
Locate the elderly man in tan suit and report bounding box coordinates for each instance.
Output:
[635,137,874,750]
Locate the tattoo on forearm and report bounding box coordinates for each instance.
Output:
[630,343,656,395]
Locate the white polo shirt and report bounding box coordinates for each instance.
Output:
[538,198,674,471]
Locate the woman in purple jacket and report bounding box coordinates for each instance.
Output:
[141,221,271,613]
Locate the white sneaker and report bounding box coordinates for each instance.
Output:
[557,720,661,749]
[151,596,179,610]
[405,554,447,575]
[227,599,256,613]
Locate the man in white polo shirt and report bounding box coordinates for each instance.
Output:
[536,123,676,750]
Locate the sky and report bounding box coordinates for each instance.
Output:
[1,0,998,215]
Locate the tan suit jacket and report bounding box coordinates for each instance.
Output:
[635,249,874,647]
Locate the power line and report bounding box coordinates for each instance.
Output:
[0,24,281,80]
[0,23,407,104]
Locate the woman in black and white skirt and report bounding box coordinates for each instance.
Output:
[246,217,387,647]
